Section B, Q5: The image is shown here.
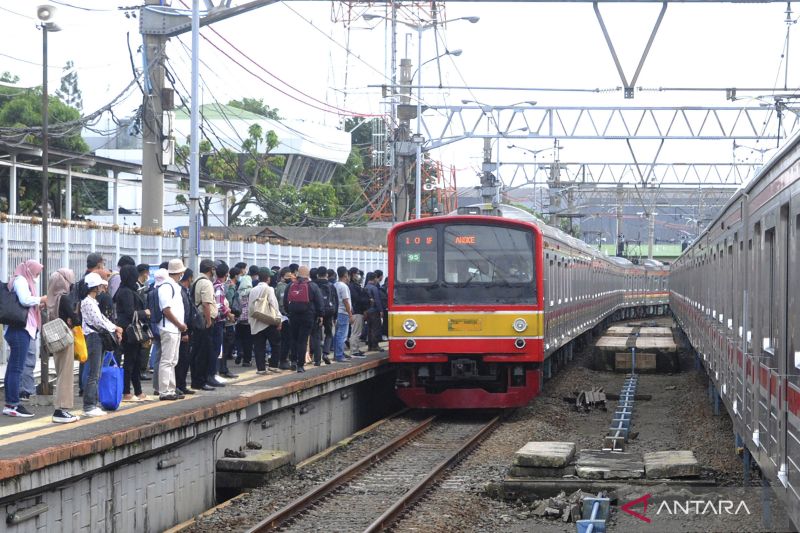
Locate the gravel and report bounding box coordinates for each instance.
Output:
[185,317,791,533]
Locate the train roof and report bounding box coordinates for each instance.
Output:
[675,128,800,263]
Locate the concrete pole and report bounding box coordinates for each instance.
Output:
[414,24,422,220]
[188,0,201,273]
[111,170,119,226]
[648,211,655,259]
[141,0,166,231]
[65,164,72,220]
[9,154,16,215]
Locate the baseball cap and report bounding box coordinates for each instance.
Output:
[85,272,108,289]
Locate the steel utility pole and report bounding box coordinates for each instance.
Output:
[141,0,167,231]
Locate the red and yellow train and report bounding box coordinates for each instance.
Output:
[387,206,668,409]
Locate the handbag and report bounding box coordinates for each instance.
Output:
[251,292,281,327]
[98,351,123,411]
[98,328,119,353]
[126,310,154,344]
[42,318,74,354]
[73,326,88,363]
[0,281,29,328]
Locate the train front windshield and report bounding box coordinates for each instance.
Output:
[394,223,536,305]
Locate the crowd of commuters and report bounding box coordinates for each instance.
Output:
[3,253,389,423]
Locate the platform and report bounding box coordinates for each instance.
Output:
[0,349,393,532]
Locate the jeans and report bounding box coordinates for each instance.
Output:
[150,340,161,392]
[83,332,103,410]
[334,313,350,360]
[210,321,224,379]
[4,326,31,406]
[21,341,37,395]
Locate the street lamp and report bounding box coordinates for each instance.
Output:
[365,13,478,219]
[37,4,60,394]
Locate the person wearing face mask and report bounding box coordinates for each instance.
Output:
[3,260,46,418]
[347,267,367,357]
[46,268,80,423]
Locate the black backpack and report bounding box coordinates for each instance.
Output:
[317,281,338,318]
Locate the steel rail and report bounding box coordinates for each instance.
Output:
[245,415,437,533]
[363,415,502,533]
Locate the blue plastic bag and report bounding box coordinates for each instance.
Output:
[98,351,123,411]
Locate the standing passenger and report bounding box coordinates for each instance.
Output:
[157,261,187,400]
[47,268,79,423]
[333,267,355,362]
[3,260,45,418]
[249,268,282,374]
[283,266,323,373]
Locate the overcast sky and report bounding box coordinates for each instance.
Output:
[2,0,797,188]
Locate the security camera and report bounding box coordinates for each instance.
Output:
[37,5,56,22]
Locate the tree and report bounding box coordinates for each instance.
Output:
[330,147,365,216]
[228,97,281,120]
[175,125,283,226]
[55,60,82,113]
[0,72,89,218]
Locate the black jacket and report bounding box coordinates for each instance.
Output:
[114,286,145,329]
[283,279,324,321]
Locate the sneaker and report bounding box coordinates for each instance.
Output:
[175,392,185,400]
[334,357,347,363]
[208,379,226,388]
[19,392,31,402]
[344,354,353,360]
[52,409,79,423]
[279,361,291,370]
[322,356,332,365]
[3,404,34,418]
[221,371,238,379]
[350,352,367,358]
[267,367,282,373]
[296,367,306,373]
[256,370,268,375]
[159,393,178,401]
[214,375,229,384]
[84,407,107,417]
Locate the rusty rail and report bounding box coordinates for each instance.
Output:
[245,416,437,533]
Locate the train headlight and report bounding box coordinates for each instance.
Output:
[402,318,418,333]
[513,318,528,332]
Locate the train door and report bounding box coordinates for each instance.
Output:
[787,196,800,501]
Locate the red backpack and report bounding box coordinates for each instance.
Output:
[287,279,310,313]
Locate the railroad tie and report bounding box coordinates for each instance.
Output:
[603,349,638,452]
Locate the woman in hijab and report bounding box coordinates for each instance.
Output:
[114,264,148,401]
[3,260,46,418]
[47,268,79,423]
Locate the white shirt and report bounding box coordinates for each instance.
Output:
[158,278,184,334]
[335,281,351,315]
[248,283,279,335]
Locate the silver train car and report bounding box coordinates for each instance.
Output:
[670,131,800,526]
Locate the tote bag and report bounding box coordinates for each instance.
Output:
[98,351,123,411]
[42,318,74,354]
[250,292,281,326]
[73,326,88,363]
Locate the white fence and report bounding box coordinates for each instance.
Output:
[0,216,388,364]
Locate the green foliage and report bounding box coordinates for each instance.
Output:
[300,182,338,218]
[0,70,88,217]
[228,97,281,120]
[330,147,365,215]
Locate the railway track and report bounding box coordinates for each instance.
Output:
[245,413,501,533]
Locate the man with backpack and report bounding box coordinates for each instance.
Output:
[283,265,323,373]
[155,260,187,400]
[190,259,217,391]
[348,267,368,357]
[274,267,294,370]
[311,265,337,366]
